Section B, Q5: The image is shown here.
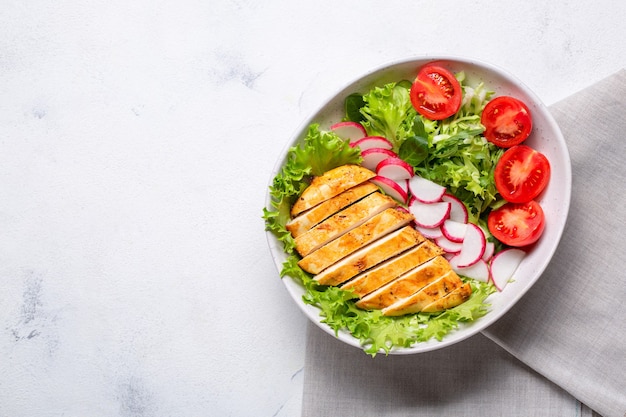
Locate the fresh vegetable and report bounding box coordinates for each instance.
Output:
[455,223,487,268]
[376,156,414,181]
[350,136,394,151]
[330,121,367,143]
[489,248,526,291]
[494,145,551,203]
[487,200,545,247]
[410,64,462,120]
[481,96,532,147]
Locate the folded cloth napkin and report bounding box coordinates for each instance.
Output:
[302,70,626,417]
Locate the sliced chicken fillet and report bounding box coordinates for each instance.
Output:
[356,255,453,310]
[291,165,376,217]
[286,182,378,238]
[315,226,424,287]
[297,208,413,275]
[382,270,464,316]
[341,239,443,298]
[421,282,473,313]
[294,192,396,257]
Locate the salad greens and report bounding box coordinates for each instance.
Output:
[263,71,501,356]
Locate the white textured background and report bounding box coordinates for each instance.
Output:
[1,1,624,416]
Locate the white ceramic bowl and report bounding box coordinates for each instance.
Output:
[265,56,571,354]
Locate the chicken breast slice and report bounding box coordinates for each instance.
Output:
[355,255,452,310]
[294,192,396,257]
[314,226,425,287]
[420,282,473,313]
[286,182,378,238]
[381,270,463,316]
[341,239,443,298]
[297,208,413,275]
[291,164,376,217]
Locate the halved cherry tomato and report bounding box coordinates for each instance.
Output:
[494,145,550,203]
[481,96,532,147]
[488,200,545,247]
[410,64,462,120]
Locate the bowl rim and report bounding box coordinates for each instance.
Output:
[265,54,572,354]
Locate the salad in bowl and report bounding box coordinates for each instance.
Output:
[263,56,571,355]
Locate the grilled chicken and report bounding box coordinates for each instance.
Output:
[315,226,425,287]
[286,182,378,238]
[291,164,376,217]
[382,270,463,316]
[297,208,413,275]
[294,192,396,257]
[421,282,472,313]
[287,164,473,316]
[341,239,443,298]
[356,255,453,310]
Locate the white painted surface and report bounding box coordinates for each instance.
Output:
[0,1,624,416]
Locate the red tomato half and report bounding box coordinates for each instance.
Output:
[481,96,532,147]
[488,200,545,247]
[494,145,551,203]
[410,64,462,120]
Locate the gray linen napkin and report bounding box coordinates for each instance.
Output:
[302,70,626,417]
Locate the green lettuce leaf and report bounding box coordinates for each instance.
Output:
[263,124,362,254]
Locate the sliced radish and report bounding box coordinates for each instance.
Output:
[441,220,468,243]
[370,175,409,204]
[361,148,397,171]
[350,136,393,151]
[409,199,451,228]
[441,193,469,223]
[490,248,525,291]
[408,176,446,203]
[455,223,486,268]
[449,256,490,283]
[376,157,414,181]
[414,224,443,239]
[330,121,367,143]
[435,235,463,254]
[482,241,495,262]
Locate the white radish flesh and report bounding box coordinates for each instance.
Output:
[490,248,526,291]
[482,241,495,262]
[441,193,469,223]
[361,148,398,171]
[414,224,443,239]
[330,121,367,143]
[408,176,447,203]
[449,256,491,283]
[455,223,486,268]
[441,220,468,243]
[376,157,414,181]
[435,235,464,254]
[370,176,409,204]
[350,136,393,151]
[409,199,451,228]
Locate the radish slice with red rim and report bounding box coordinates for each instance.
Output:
[449,256,491,283]
[408,176,446,203]
[361,148,397,171]
[376,157,414,181]
[350,136,394,151]
[455,223,486,268]
[435,235,463,254]
[490,248,525,291]
[409,199,451,228]
[370,175,409,204]
[330,121,366,143]
[441,193,469,223]
[441,220,467,243]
